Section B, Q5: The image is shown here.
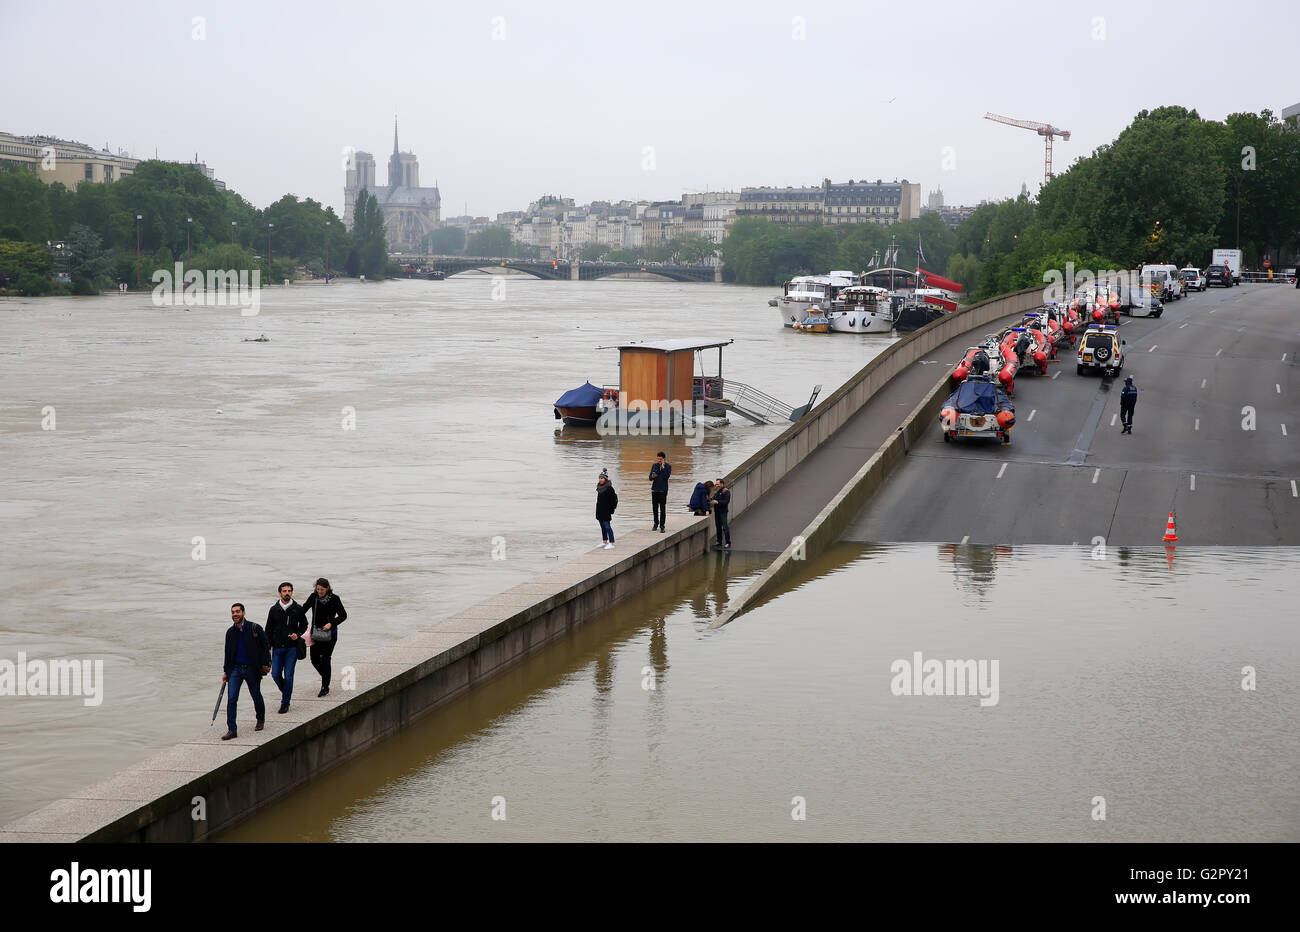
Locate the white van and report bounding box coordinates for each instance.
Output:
[1143,264,1183,299]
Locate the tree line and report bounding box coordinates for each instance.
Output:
[0,160,394,295]
[723,106,1300,300]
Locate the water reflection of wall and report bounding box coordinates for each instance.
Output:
[553,425,728,512]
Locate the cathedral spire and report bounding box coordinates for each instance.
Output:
[393,115,399,155]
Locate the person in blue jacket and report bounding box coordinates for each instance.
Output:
[649,451,672,532]
[688,480,714,516]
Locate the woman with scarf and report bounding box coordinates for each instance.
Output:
[303,577,347,696]
[596,468,618,550]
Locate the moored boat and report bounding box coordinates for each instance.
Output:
[776,271,858,327]
[553,381,608,426]
[827,285,893,333]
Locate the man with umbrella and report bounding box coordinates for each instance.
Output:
[221,603,271,740]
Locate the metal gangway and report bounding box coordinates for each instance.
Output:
[701,379,820,425]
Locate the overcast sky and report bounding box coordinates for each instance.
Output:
[4,0,1295,217]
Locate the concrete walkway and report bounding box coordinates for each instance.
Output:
[732,311,1028,552]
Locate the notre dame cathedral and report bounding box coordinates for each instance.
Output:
[343,119,441,251]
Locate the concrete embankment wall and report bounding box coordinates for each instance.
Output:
[724,287,1043,521]
[1,520,712,842]
[1,286,1041,844]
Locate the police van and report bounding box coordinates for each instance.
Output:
[1076,324,1126,376]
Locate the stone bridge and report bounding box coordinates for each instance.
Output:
[397,255,720,282]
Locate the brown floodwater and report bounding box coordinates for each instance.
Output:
[220,542,1300,842]
[0,277,896,824]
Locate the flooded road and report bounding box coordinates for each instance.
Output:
[222,544,1300,843]
[0,277,895,824]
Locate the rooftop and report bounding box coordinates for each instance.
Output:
[599,338,735,353]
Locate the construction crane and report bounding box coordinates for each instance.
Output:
[984,112,1071,187]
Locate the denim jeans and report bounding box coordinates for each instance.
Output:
[227,665,265,733]
[714,511,731,546]
[599,519,614,542]
[271,647,298,703]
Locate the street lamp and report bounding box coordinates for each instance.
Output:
[135,214,142,288]
[186,217,192,263]
[267,222,274,273]
[231,220,237,245]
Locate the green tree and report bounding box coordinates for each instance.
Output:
[425,226,466,255]
[65,224,114,291]
[0,170,53,242]
[350,189,389,278]
[465,225,517,257]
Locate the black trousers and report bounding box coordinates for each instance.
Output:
[652,490,667,527]
[1120,402,1135,427]
[310,639,337,688]
[714,510,731,546]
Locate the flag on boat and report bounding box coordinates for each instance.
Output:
[915,267,963,293]
[917,237,927,266]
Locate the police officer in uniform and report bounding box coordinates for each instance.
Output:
[1119,376,1138,434]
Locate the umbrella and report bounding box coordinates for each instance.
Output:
[210,681,226,725]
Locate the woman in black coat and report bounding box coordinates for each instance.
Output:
[303,576,347,696]
[595,469,618,549]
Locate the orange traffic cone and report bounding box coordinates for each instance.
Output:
[1161,511,1179,543]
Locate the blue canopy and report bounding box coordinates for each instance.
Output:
[947,379,1001,414]
[554,382,604,408]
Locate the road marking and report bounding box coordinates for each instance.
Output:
[1278,384,1283,394]
[960,535,969,545]
[1092,468,1100,484]
[1284,424,1289,437]
[1110,413,1117,426]
[1210,307,1217,313]
[1148,345,1157,353]
[1215,348,1223,356]
[1200,378,1207,389]
[1051,371,1060,380]
[1238,326,1246,332]
[1027,409,1036,421]
[1292,480,1298,498]
[1194,418,1200,431]
[1178,322,1188,329]
[1284,353,1289,362]
[1190,474,1196,491]
[996,463,1007,479]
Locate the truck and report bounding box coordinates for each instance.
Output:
[1211,248,1242,284]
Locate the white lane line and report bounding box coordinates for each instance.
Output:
[1190,474,1196,491]
[1110,413,1117,426]
[1284,424,1290,437]
[1215,348,1223,356]
[1277,384,1282,394]
[1194,418,1200,431]
[960,535,969,545]
[1284,353,1289,362]
[1292,480,1298,498]
[1200,378,1207,389]
[1092,468,1100,484]
[996,463,1007,479]
[1179,322,1188,329]
[1210,307,1217,313]
[1027,409,1036,421]
[1238,326,1246,332]
[1051,371,1060,380]
[1148,345,1157,353]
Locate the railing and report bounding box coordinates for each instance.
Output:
[1240,270,1297,284]
[707,378,796,423]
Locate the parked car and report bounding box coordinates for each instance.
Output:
[1077,325,1126,376]
[1119,284,1163,318]
[1180,268,1206,292]
[1205,265,1231,287]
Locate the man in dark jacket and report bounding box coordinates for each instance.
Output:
[596,469,618,549]
[709,478,732,551]
[222,603,271,739]
[266,582,307,713]
[649,452,671,532]
[1119,376,1138,433]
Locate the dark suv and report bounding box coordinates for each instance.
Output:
[1205,265,1231,287]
